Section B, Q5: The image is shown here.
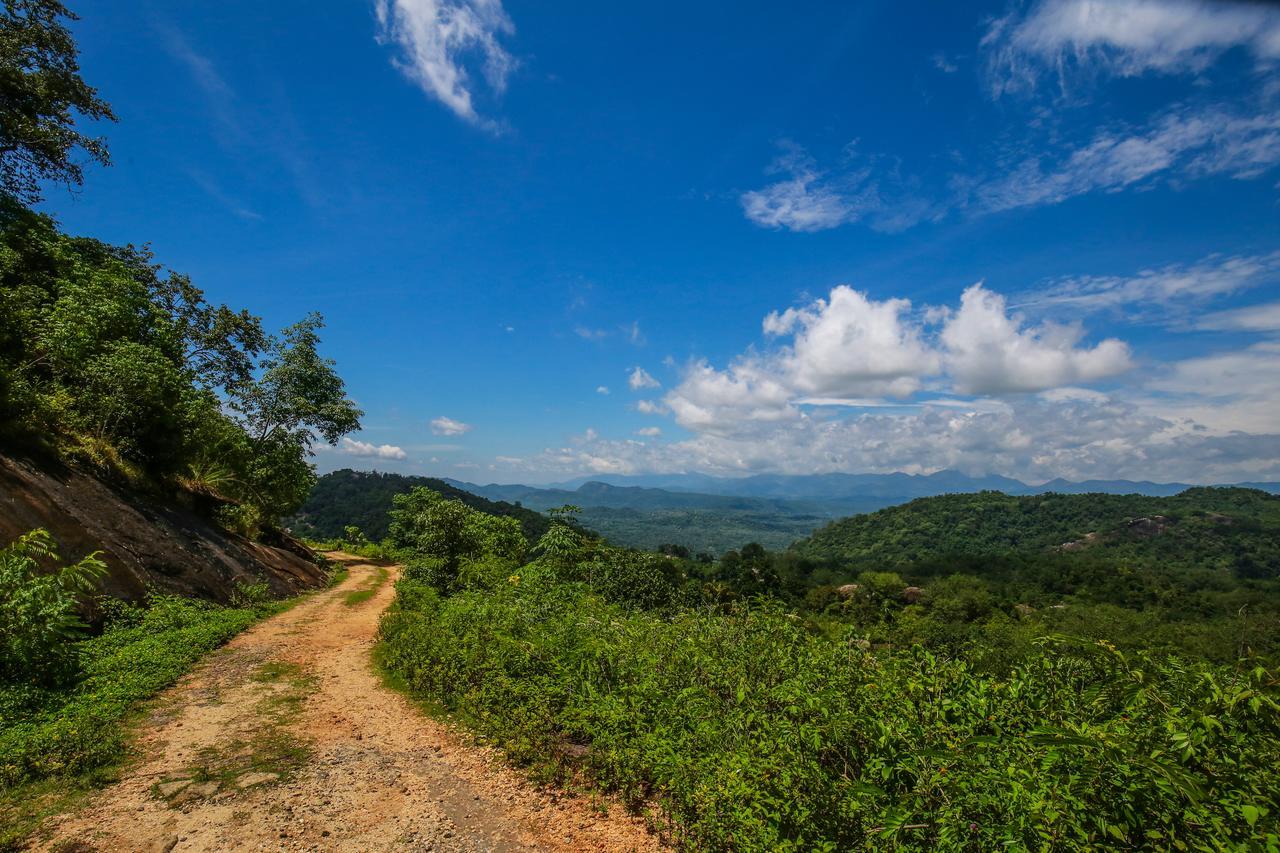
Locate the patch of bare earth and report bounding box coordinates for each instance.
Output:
[34,555,662,852]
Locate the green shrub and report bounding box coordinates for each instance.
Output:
[0,529,107,686]
[0,594,275,787]
[381,569,1280,851]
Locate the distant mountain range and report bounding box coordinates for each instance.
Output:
[298,470,1280,557]
[450,471,1280,513]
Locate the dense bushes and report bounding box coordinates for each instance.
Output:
[381,568,1280,850]
[377,490,1280,849]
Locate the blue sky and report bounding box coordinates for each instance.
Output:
[47,0,1280,484]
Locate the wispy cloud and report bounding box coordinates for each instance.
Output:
[373,0,517,129]
[1017,251,1280,321]
[430,416,473,436]
[187,170,262,221]
[745,99,1280,233]
[154,24,241,143]
[740,143,944,234]
[575,326,609,341]
[984,0,1280,98]
[595,385,611,395]
[967,102,1280,213]
[340,438,408,460]
[1197,300,1280,332]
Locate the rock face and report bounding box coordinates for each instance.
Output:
[0,452,326,605]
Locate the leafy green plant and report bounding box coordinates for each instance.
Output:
[0,529,106,685]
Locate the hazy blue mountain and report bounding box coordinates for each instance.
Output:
[537,471,1277,502]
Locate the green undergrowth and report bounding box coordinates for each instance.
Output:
[0,583,329,849]
[380,569,1280,851]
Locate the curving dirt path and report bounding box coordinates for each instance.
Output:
[35,555,662,852]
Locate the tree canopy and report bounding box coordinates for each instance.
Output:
[0,0,114,203]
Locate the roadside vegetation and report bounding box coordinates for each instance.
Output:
[379,486,1280,850]
[0,530,334,847]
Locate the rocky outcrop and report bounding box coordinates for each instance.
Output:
[0,452,326,605]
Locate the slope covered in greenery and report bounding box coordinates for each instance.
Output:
[288,469,553,543]
[793,487,1280,577]
[378,488,1280,850]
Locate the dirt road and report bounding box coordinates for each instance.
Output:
[36,555,661,852]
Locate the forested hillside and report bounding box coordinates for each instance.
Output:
[793,487,1280,577]
[378,485,1280,850]
[288,469,552,543]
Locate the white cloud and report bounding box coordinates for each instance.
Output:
[1146,340,1280,432]
[635,399,667,415]
[969,103,1280,213]
[628,366,661,390]
[766,286,942,399]
[740,147,871,232]
[635,427,662,437]
[941,285,1133,394]
[624,321,646,345]
[430,416,472,436]
[1198,300,1280,332]
[662,284,1129,435]
[739,144,940,234]
[984,0,1280,96]
[1021,251,1280,318]
[575,326,609,341]
[373,0,516,127]
[339,438,408,460]
[596,385,610,395]
[521,394,1280,484]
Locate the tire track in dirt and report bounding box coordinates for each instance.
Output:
[35,554,661,852]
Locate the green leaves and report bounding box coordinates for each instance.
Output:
[0,528,107,685]
[382,568,1280,850]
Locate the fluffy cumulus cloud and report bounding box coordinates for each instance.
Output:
[765,287,941,399]
[984,0,1280,96]
[514,273,1280,483]
[340,438,408,460]
[941,285,1132,394]
[430,415,473,436]
[661,283,1131,435]
[374,0,516,127]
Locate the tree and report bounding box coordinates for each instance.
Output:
[231,313,362,456]
[389,487,528,588]
[0,0,115,203]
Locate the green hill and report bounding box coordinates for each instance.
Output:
[792,487,1280,578]
[287,469,553,543]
